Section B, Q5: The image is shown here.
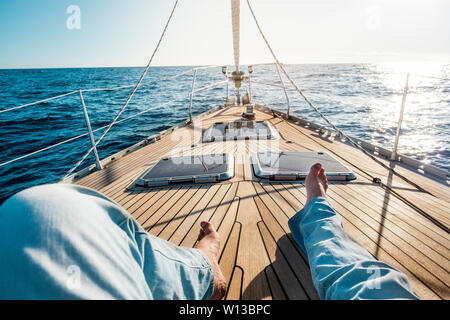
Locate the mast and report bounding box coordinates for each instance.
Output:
[231,0,240,72]
[230,0,245,105]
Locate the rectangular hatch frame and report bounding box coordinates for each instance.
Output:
[135,153,234,187]
[202,120,278,142]
[251,151,356,181]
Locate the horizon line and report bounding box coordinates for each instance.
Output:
[3,61,442,71]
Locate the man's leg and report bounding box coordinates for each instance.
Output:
[0,184,225,299]
[288,164,418,300]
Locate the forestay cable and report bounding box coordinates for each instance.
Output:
[64,0,179,179]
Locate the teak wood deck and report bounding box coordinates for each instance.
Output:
[73,106,450,300]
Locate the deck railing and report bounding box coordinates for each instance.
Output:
[0,65,229,178]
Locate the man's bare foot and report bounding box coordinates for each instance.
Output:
[305,163,328,204]
[194,221,227,300]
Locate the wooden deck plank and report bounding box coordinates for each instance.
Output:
[268,183,304,213]
[337,184,450,259]
[143,186,203,235]
[243,142,253,181]
[76,133,182,188]
[285,178,447,254]
[219,221,241,297]
[114,190,141,207]
[134,187,186,223]
[148,186,210,239]
[270,117,450,223]
[264,266,287,300]
[387,162,450,200]
[168,184,230,245]
[252,182,291,232]
[225,267,243,300]
[180,183,238,248]
[216,197,240,259]
[235,181,272,300]
[255,196,319,299]
[104,182,137,204]
[345,183,450,247]
[124,188,167,213]
[258,221,309,300]
[94,166,142,196]
[234,143,246,182]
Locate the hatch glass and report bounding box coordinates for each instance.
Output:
[251,151,356,181]
[136,153,234,187]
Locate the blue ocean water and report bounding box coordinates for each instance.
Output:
[0,64,449,203]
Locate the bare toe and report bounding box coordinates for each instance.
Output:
[309,163,322,176]
[318,167,328,192]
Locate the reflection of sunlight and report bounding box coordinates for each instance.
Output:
[373,61,445,92]
[377,61,445,77]
[365,62,448,166]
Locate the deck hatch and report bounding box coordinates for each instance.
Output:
[251,151,356,181]
[202,120,277,142]
[136,153,234,187]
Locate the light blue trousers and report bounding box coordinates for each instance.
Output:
[0,184,214,300]
[288,197,419,300]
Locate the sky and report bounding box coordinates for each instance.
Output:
[0,0,449,68]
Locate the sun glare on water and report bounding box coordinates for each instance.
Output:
[367,61,449,165]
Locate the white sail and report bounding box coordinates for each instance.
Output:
[231,0,240,71]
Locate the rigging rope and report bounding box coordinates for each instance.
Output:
[231,0,241,71]
[63,0,179,179]
[245,0,433,196]
[1,66,220,115]
[0,91,79,114]
[0,74,226,173]
[0,97,179,169]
